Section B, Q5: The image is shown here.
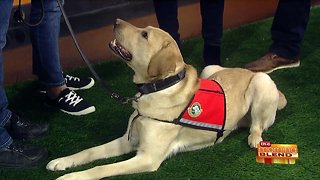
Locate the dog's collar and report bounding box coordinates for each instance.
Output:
[136,69,186,95]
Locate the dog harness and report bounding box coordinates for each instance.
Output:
[174,79,226,140]
[131,77,226,142]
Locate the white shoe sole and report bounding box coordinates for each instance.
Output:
[68,78,95,90]
[40,78,95,93]
[60,106,96,116]
[264,61,300,74]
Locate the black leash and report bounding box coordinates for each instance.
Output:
[56,0,136,104]
[14,0,44,27]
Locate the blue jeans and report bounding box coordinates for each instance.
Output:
[31,0,65,88]
[0,0,66,149]
[269,0,310,60]
[0,0,13,150]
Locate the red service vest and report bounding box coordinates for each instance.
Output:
[175,79,226,132]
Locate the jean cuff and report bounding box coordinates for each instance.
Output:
[0,109,11,127]
[0,135,12,150]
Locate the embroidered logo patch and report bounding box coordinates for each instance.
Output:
[188,102,202,117]
[176,79,225,132]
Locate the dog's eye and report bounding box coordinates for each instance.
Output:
[141,31,148,39]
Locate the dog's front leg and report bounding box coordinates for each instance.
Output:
[47,135,133,171]
[56,119,181,179]
[47,111,140,171]
[56,153,163,180]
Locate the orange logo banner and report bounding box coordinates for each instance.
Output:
[256,141,298,164]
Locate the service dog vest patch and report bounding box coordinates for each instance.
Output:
[174,79,226,132]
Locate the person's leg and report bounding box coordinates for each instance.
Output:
[0,0,48,168]
[30,0,95,115]
[30,0,65,98]
[200,0,224,66]
[269,0,311,60]
[0,0,14,150]
[153,0,181,47]
[245,0,311,73]
[0,0,47,142]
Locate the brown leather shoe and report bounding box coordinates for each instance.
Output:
[244,53,300,73]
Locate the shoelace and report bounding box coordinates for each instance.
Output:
[64,74,80,82]
[14,114,32,127]
[59,90,83,107]
[8,143,24,153]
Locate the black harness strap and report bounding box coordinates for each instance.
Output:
[127,112,141,141]
[128,111,225,143]
[127,110,180,141]
[215,131,224,143]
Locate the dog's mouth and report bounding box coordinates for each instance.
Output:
[109,39,132,61]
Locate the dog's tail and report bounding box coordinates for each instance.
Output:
[277,90,287,110]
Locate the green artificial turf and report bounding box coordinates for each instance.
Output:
[1,6,320,180]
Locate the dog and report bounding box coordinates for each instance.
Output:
[46,19,287,180]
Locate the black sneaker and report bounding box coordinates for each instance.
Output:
[39,74,95,94]
[45,88,95,116]
[5,113,49,140]
[64,74,95,90]
[0,141,48,168]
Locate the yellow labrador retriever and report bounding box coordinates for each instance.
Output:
[47,19,287,179]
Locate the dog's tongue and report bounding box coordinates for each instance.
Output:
[109,39,132,61]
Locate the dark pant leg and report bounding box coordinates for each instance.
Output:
[153,0,180,47]
[30,0,65,88]
[269,0,311,60]
[0,0,13,150]
[200,0,224,65]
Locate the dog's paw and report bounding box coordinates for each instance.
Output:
[47,158,74,171]
[56,172,82,180]
[248,134,263,148]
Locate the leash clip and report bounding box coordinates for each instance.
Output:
[111,93,138,104]
[120,95,141,104]
[119,97,132,104]
[122,94,142,104]
[111,92,121,100]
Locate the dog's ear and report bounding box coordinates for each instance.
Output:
[147,40,177,78]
